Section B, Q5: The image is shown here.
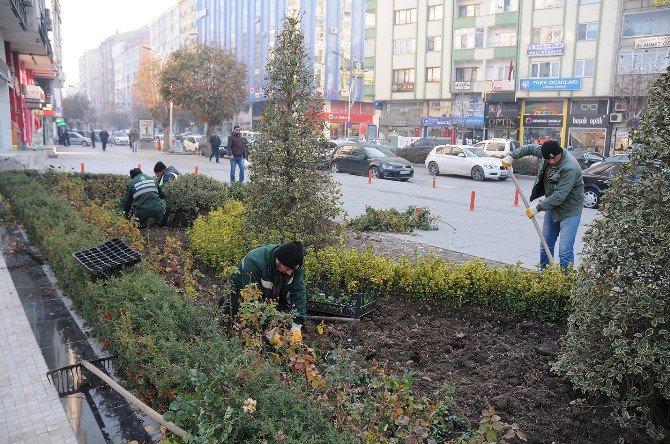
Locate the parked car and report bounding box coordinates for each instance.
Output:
[425,145,509,181]
[112,131,129,145]
[568,150,606,170]
[472,138,521,158]
[330,144,414,181]
[396,138,450,163]
[183,134,203,153]
[68,131,92,147]
[582,155,634,209]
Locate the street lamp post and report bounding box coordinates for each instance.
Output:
[142,45,173,151]
[332,51,368,139]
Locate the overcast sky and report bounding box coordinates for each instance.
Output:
[61,0,174,86]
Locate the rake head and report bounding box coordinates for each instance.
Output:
[46,356,115,396]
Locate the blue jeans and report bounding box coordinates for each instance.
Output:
[230,156,245,182]
[540,210,582,270]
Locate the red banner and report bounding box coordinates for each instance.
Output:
[319,112,373,124]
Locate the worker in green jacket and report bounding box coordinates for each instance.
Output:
[503,140,584,270]
[122,168,166,228]
[221,241,307,343]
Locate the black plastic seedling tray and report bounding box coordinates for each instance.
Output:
[306,283,377,319]
[73,238,141,277]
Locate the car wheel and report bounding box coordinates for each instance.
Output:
[370,167,380,178]
[330,162,340,173]
[400,178,409,182]
[81,141,89,147]
[583,189,600,209]
[498,177,509,181]
[471,166,485,181]
[427,161,440,176]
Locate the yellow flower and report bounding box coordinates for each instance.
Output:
[243,398,257,413]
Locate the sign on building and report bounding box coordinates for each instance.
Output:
[392,83,415,92]
[519,78,582,91]
[453,81,471,90]
[138,119,154,141]
[527,43,565,56]
[653,0,670,6]
[491,80,515,91]
[634,36,670,48]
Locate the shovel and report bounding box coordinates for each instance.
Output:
[506,166,555,265]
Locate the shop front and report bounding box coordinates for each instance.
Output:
[421,116,485,144]
[484,102,520,140]
[566,99,610,155]
[520,100,566,146]
[326,100,374,139]
[378,117,422,139]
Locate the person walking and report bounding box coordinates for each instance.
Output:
[129,128,139,152]
[220,241,306,344]
[90,130,96,148]
[122,168,166,228]
[226,125,247,182]
[503,140,584,270]
[209,130,222,163]
[99,129,109,151]
[63,130,70,147]
[153,161,180,188]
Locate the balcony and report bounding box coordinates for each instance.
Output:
[9,0,28,30]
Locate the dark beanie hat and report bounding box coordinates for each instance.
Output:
[276,241,304,270]
[541,140,563,159]
[154,161,166,173]
[129,168,142,179]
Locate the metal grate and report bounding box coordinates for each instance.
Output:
[73,238,141,277]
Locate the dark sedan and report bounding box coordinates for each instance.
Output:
[330,145,414,181]
[569,150,606,169]
[582,156,633,209]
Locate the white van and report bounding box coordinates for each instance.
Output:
[473,138,521,158]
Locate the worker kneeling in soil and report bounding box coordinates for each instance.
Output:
[123,167,166,228]
[220,241,307,343]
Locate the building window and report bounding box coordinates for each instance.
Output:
[365,38,375,58]
[490,30,517,47]
[455,67,478,81]
[579,0,599,3]
[532,26,563,44]
[534,0,564,8]
[394,8,417,25]
[393,68,415,83]
[365,11,376,27]
[426,67,441,82]
[428,5,443,21]
[577,22,599,40]
[621,10,670,38]
[454,27,484,49]
[574,59,595,77]
[489,0,516,13]
[458,4,480,17]
[618,48,670,74]
[393,39,416,54]
[427,36,442,52]
[530,61,560,78]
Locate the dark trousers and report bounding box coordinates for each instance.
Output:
[101,141,107,151]
[210,147,220,162]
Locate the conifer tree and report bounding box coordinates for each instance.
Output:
[245,14,343,246]
[553,67,670,439]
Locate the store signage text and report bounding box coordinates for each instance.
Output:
[569,115,609,128]
[520,78,582,91]
[421,116,485,127]
[523,116,564,127]
[527,43,565,56]
[634,36,670,48]
[392,83,415,92]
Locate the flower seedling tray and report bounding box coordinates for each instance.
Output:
[306,283,377,319]
[73,238,141,277]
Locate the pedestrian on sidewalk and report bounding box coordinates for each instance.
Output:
[100,129,109,151]
[90,130,96,148]
[503,140,584,270]
[63,130,70,147]
[129,128,139,152]
[209,130,222,163]
[227,125,247,182]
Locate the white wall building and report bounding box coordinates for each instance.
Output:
[78,49,103,112]
[150,4,180,58]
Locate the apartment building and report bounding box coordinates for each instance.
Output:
[197,0,372,137]
[150,5,181,59]
[79,49,103,113]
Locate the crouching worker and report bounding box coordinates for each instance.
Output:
[220,241,306,343]
[123,167,166,228]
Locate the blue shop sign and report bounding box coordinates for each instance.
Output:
[519,78,582,91]
[422,116,485,127]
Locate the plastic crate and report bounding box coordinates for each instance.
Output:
[73,238,141,277]
[306,283,377,319]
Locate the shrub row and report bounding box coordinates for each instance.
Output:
[0,171,351,443]
[303,247,573,322]
[348,205,439,233]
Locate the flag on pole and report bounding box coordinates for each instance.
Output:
[508,59,515,81]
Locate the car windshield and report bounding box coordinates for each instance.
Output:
[114,131,126,137]
[463,147,489,158]
[364,147,390,158]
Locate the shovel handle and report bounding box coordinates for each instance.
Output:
[507,167,555,265]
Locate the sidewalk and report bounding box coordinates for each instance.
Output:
[0,248,77,444]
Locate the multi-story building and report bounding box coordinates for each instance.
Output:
[79,49,103,114]
[1,0,62,150]
[150,4,181,58]
[112,43,150,113]
[179,0,199,47]
[197,0,372,138]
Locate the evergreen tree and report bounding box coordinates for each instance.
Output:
[553,68,670,438]
[245,14,343,247]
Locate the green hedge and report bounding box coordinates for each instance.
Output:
[0,171,351,443]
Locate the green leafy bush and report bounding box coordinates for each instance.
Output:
[553,68,670,439]
[161,174,236,226]
[304,246,573,322]
[394,146,431,164]
[189,200,258,269]
[511,157,539,176]
[349,205,439,233]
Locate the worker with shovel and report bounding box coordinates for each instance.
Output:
[503,140,584,270]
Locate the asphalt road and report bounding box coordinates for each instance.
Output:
[43,143,597,268]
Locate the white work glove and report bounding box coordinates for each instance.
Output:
[290,323,303,343]
[265,327,282,347]
[501,155,514,169]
